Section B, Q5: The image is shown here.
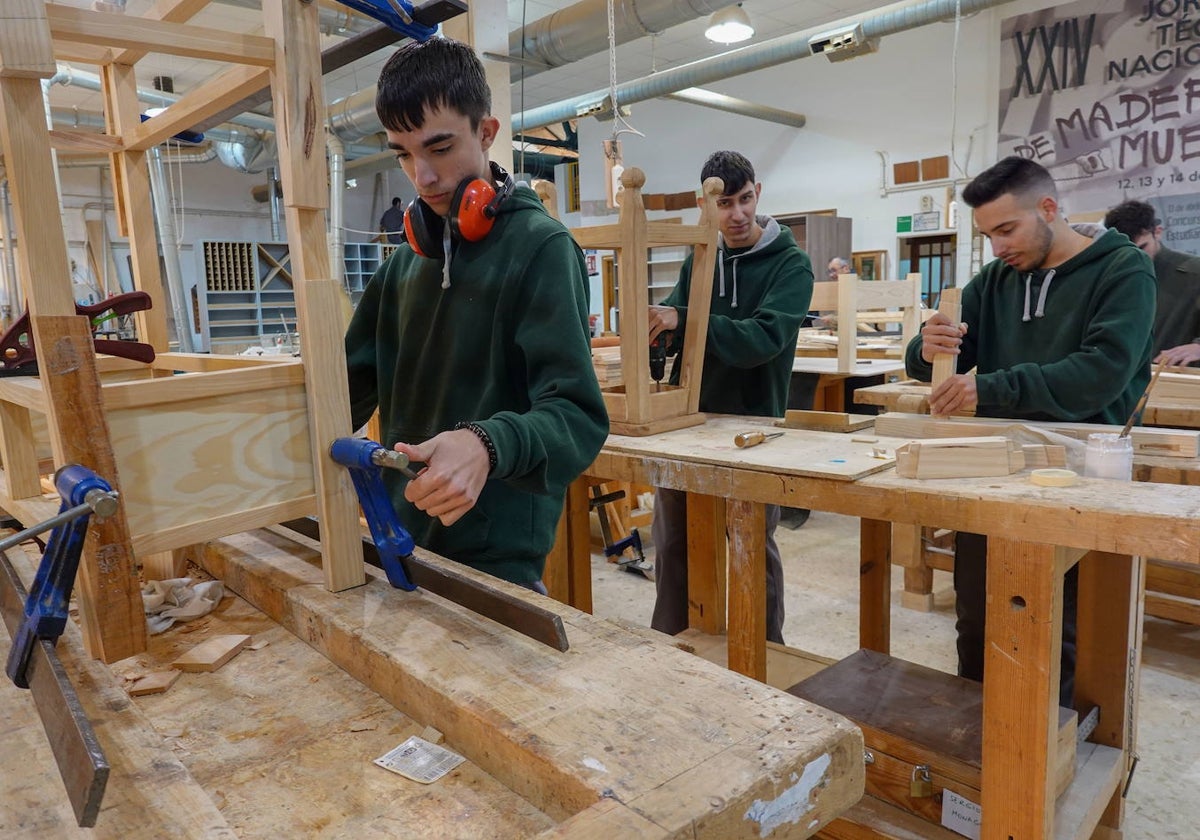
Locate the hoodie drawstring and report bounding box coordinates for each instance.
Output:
[717,249,742,309]
[1022,269,1056,321]
[441,221,452,289]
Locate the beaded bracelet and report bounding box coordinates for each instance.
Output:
[455,421,497,473]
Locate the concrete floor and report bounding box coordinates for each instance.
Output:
[589,510,1200,839]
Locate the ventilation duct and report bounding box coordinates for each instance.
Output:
[213,131,278,174]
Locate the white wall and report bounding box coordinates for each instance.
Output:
[575,0,1068,287]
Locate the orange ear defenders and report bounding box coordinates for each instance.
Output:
[402,162,516,259]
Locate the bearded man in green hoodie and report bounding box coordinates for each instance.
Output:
[646,151,814,643]
[344,37,608,591]
[905,156,1155,707]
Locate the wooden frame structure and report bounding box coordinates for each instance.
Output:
[570,168,721,435]
[808,272,922,373]
[0,0,363,663]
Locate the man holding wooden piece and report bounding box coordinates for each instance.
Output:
[904,156,1155,706]
[646,151,812,643]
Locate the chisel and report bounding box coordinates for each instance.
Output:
[734,430,784,448]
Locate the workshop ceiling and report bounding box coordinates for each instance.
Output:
[45,0,887,123]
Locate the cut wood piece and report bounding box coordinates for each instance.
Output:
[1023,443,1067,467]
[171,634,250,672]
[894,437,1024,479]
[128,670,181,696]
[930,287,961,404]
[790,649,1076,829]
[782,410,876,432]
[875,412,1200,459]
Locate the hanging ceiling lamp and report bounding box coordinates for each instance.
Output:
[705,4,754,45]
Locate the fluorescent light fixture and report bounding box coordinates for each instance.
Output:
[705,4,754,45]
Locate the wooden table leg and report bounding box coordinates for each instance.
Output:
[859,518,891,654]
[544,476,592,612]
[687,493,727,634]
[1075,551,1143,831]
[726,499,765,681]
[980,537,1075,838]
[892,522,934,612]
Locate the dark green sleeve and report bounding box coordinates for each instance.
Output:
[475,232,609,496]
[659,254,694,355]
[702,250,813,369]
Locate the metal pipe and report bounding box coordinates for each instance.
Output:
[514,0,1015,131]
[215,0,375,37]
[327,131,347,287]
[510,0,736,76]
[268,166,282,241]
[147,148,195,352]
[665,88,805,127]
[0,179,17,325]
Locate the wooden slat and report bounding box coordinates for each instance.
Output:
[0,0,56,79]
[124,65,270,151]
[681,179,721,415]
[0,400,42,499]
[101,362,307,410]
[48,129,123,155]
[51,41,114,66]
[782,410,876,432]
[46,4,274,66]
[132,496,317,556]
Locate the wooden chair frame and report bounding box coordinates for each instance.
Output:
[809,272,923,373]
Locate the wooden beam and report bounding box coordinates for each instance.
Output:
[46,4,275,67]
[262,0,365,593]
[726,499,765,681]
[100,62,170,350]
[930,286,961,412]
[112,0,215,65]
[687,493,726,634]
[0,0,56,79]
[52,42,114,66]
[48,129,123,155]
[859,518,891,653]
[124,65,270,152]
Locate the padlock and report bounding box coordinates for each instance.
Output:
[909,764,933,798]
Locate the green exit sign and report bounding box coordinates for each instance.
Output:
[896,215,913,233]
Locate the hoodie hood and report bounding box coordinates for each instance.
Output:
[716,215,785,309]
[1020,225,1124,322]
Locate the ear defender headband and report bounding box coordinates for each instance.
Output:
[403,162,516,259]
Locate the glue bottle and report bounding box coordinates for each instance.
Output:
[1083,433,1133,481]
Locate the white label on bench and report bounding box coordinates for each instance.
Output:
[941,789,982,840]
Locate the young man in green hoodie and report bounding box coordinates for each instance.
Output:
[646,151,813,643]
[905,156,1155,707]
[344,37,609,591]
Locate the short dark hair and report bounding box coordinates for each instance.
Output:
[391,196,402,207]
[376,38,491,133]
[1104,199,1159,239]
[962,156,1057,209]
[701,151,755,196]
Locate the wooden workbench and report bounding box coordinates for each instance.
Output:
[1,529,865,838]
[555,416,1198,838]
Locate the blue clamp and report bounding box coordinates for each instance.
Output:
[330,437,417,591]
[6,465,116,689]
[335,0,437,41]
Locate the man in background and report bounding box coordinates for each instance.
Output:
[1104,199,1200,366]
[826,256,851,280]
[646,150,813,644]
[379,196,405,244]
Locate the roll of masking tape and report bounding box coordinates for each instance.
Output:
[1030,468,1079,487]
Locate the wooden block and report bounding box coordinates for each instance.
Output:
[171,634,251,672]
[419,725,445,745]
[781,410,876,432]
[920,155,950,181]
[893,161,920,185]
[894,437,1022,479]
[128,670,181,696]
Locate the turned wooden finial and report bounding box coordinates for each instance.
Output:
[701,176,724,199]
[621,167,646,190]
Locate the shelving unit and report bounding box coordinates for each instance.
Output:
[199,241,399,351]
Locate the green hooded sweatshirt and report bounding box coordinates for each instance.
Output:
[663,216,812,417]
[344,186,609,584]
[1150,245,1200,357]
[905,227,1156,424]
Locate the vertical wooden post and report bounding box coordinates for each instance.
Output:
[0,6,144,662]
[100,62,170,351]
[678,177,722,415]
[980,537,1070,838]
[931,286,961,401]
[261,0,366,593]
[726,499,765,681]
[859,518,891,653]
[892,522,933,612]
[616,169,652,425]
[543,477,592,612]
[687,493,726,634]
[836,272,858,373]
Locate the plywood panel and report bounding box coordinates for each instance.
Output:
[108,383,315,541]
[604,416,897,481]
